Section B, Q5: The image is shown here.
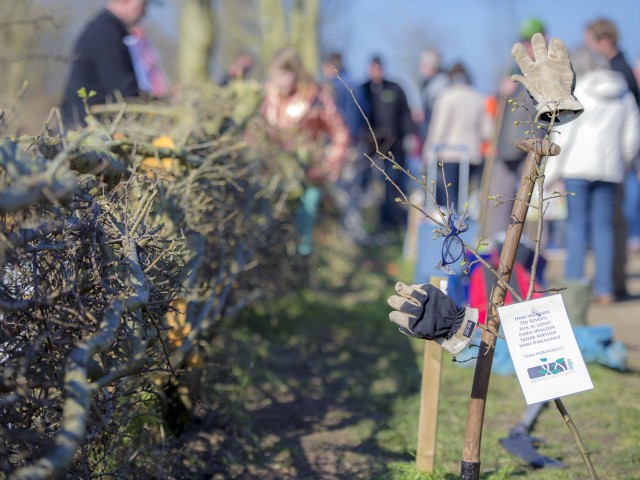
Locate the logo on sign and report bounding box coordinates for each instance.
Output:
[527,357,574,379]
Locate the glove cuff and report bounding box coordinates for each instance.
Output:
[535,96,584,125]
[436,307,478,355]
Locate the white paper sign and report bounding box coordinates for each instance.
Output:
[498,294,593,405]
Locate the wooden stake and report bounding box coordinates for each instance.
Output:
[416,341,442,472]
[415,276,447,472]
[460,138,560,479]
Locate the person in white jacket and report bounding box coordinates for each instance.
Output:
[423,62,491,209]
[546,46,640,304]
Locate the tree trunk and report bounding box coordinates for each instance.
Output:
[258,0,288,67]
[0,0,35,93]
[291,0,319,77]
[178,0,215,85]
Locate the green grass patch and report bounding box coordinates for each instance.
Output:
[200,236,640,479]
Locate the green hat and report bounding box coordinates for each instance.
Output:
[519,17,545,40]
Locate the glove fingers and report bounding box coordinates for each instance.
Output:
[394,281,413,297]
[395,282,428,304]
[511,44,533,75]
[389,310,412,330]
[387,294,423,317]
[531,32,548,62]
[547,37,569,61]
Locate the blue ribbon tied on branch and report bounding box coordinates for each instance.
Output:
[435,210,469,275]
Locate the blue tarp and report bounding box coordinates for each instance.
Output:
[453,324,628,375]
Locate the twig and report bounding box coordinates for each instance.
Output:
[527,111,558,300]
[554,398,599,479]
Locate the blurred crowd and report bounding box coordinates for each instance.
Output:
[59,0,640,304]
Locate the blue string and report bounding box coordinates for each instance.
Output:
[435,210,469,275]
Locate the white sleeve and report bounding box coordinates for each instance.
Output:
[621,93,640,163]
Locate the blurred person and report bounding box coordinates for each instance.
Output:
[262,47,350,255]
[60,0,152,128]
[322,52,369,244]
[484,17,547,240]
[585,17,640,296]
[125,24,170,96]
[322,53,366,141]
[422,62,490,208]
[585,18,639,106]
[417,48,449,140]
[544,46,640,305]
[361,55,414,231]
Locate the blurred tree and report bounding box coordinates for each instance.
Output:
[258,0,287,66]
[0,0,66,133]
[178,0,215,84]
[290,0,320,75]
[0,0,33,93]
[185,0,324,83]
[258,0,319,75]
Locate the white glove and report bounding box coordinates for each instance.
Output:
[511,33,583,125]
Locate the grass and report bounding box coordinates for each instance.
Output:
[195,230,640,479]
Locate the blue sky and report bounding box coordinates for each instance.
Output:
[320,0,640,106]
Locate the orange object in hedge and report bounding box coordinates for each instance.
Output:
[142,135,176,171]
[152,135,175,149]
[166,297,189,348]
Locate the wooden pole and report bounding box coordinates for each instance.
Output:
[415,276,447,472]
[460,138,560,479]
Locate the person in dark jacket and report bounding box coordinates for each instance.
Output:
[361,55,414,230]
[60,0,150,128]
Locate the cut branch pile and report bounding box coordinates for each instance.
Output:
[0,81,306,479]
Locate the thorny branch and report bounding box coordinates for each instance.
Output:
[1,83,305,478]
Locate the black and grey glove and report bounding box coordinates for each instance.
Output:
[387,282,477,355]
[511,33,583,125]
